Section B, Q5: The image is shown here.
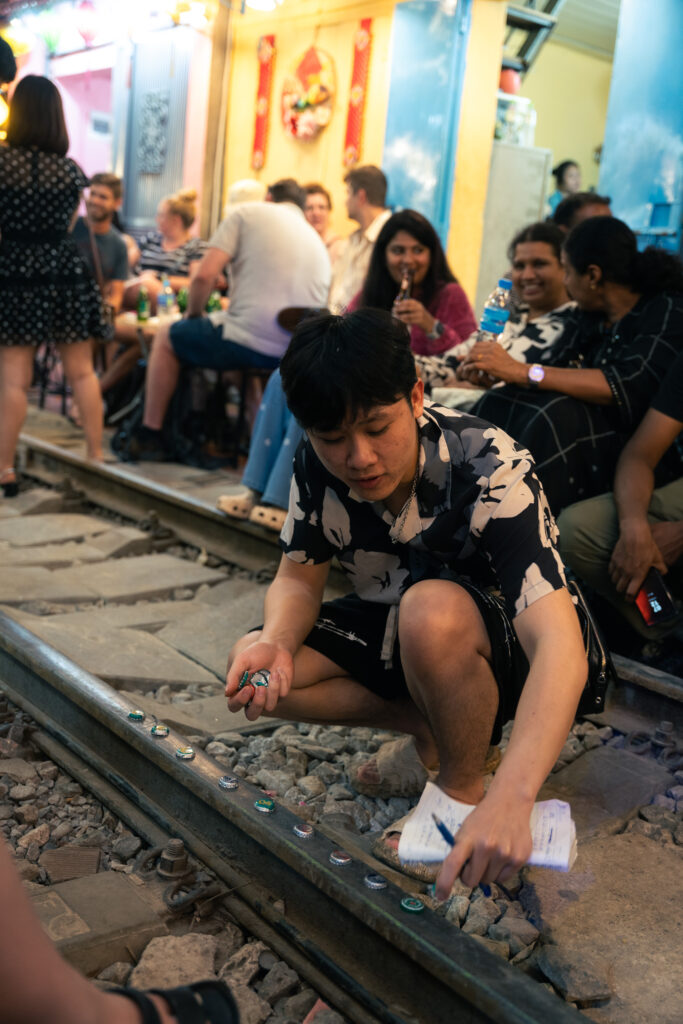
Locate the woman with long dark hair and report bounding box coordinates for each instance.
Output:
[0,75,106,495]
[350,208,476,354]
[459,217,683,513]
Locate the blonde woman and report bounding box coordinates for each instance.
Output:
[122,188,207,312]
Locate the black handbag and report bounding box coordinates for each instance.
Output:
[566,577,617,715]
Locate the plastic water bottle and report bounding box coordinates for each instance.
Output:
[157,276,176,316]
[479,278,512,344]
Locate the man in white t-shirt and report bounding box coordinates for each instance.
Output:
[328,165,391,313]
[130,179,330,459]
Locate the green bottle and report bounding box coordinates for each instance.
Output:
[137,285,150,323]
[205,290,222,313]
[176,286,188,314]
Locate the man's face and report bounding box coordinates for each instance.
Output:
[345,184,362,223]
[86,184,118,224]
[307,381,424,505]
[561,251,602,311]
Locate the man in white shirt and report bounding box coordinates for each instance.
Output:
[127,179,330,460]
[328,166,391,313]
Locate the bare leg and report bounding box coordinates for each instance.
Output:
[143,321,180,430]
[228,632,435,743]
[59,341,103,461]
[0,345,34,471]
[398,580,499,804]
[99,342,142,395]
[0,834,178,1024]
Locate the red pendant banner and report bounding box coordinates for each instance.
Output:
[251,35,276,171]
[343,18,372,167]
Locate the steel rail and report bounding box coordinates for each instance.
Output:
[0,612,580,1024]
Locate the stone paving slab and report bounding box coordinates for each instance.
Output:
[31,871,167,974]
[194,577,267,607]
[156,590,267,677]
[0,513,112,548]
[3,616,218,690]
[0,600,198,634]
[540,746,672,838]
[0,566,97,605]
[0,526,153,568]
[521,833,683,1022]
[46,553,226,603]
[0,488,67,519]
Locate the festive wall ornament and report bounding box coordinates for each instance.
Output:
[281,46,335,142]
[343,18,372,167]
[251,34,275,171]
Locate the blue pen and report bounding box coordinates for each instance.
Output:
[431,812,491,898]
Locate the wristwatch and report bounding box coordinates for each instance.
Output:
[527,364,545,388]
[426,320,445,341]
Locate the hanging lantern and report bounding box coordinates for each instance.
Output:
[75,0,100,47]
[37,10,63,57]
[0,91,9,131]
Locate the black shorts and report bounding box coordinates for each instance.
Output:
[300,583,529,745]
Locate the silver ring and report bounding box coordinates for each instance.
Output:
[250,670,270,688]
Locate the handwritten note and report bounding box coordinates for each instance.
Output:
[397,781,577,872]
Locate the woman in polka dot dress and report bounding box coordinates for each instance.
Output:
[0,75,106,496]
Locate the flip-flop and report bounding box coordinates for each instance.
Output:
[352,736,436,799]
[371,813,440,883]
[248,504,288,532]
[216,488,258,519]
[114,980,239,1022]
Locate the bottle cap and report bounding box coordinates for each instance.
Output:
[128,709,145,722]
[498,278,512,289]
[329,850,352,866]
[176,746,195,760]
[254,797,275,814]
[218,775,239,790]
[293,822,314,839]
[400,896,425,913]
[364,872,388,890]
[150,724,169,738]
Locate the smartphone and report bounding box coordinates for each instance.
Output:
[635,567,678,627]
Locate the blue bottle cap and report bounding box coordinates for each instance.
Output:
[498,278,512,289]
[128,709,145,721]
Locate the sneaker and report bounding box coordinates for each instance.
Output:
[124,426,170,463]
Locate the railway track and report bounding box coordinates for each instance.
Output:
[2,421,681,1022]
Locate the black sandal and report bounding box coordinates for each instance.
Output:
[113,981,239,1023]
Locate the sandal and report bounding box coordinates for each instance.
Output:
[371,813,440,883]
[216,487,259,520]
[113,980,239,1023]
[0,468,18,498]
[352,736,436,799]
[248,504,288,532]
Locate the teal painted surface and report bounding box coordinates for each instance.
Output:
[599,0,683,253]
[382,0,473,244]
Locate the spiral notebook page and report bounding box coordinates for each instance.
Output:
[398,781,577,872]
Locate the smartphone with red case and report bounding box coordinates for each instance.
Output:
[635,567,678,627]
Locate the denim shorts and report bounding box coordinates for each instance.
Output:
[169,316,280,371]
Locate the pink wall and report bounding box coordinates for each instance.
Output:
[182,29,212,234]
[56,68,113,176]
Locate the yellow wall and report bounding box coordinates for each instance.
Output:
[224,0,394,238]
[447,0,507,301]
[520,41,613,193]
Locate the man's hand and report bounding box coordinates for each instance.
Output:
[225,640,293,722]
[434,794,533,898]
[609,519,667,600]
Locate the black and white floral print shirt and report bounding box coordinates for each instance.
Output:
[281,401,567,620]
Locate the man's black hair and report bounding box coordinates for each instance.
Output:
[280,309,418,432]
[552,191,611,230]
[267,177,306,209]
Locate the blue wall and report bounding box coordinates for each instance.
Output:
[599,0,683,252]
[382,0,473,245]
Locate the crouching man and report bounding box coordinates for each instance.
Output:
[226,310,587,895]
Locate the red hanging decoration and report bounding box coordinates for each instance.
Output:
[343,18,372,167]
[75,0,99,48]
[251,35,276,171]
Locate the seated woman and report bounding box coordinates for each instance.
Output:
[347,208,476,355]
[122,188,207,311]
[416,221,575,400]
[459,217,683,514]
[217,209,476,531]
[304,182,345,269]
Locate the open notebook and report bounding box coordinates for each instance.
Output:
[398,781,577,872]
